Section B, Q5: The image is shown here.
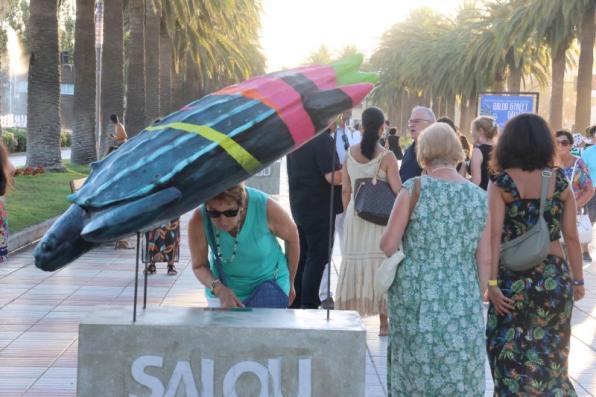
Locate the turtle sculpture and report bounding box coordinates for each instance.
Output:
[34,55,378,271]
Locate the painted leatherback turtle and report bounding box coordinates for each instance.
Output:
[34,55,377,271]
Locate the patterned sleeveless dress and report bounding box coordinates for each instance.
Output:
[486,169,577,396]
[387,176,488,396]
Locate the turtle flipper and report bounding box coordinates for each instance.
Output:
[81,187,182,242]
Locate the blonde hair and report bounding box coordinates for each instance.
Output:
[472,116,498,139]
[207,184,245,206]
[416,122,465,167]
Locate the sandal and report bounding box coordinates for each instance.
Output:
[144,263,156,275]
[167,264,177,276]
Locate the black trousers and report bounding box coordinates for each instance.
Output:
[290,216,335,309]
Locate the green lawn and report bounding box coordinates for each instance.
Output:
[6,161,90,233]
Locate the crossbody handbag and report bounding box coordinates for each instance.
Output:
[205,216,288,308]
[500,170,552,272]
[374,177,421,293]
[354,151,396,226]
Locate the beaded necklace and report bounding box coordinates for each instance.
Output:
[214,207,243,264]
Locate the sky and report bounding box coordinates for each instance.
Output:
[260,0,463,72]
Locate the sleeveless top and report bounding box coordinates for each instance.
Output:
[490,169,568,243]
[200,187,290,301]
[347,148,388,193]
[476,144,493,190]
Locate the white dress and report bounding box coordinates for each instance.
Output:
[336,149,389,316]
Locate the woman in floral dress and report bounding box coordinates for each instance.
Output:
[144,218,181,275]
[487,114,585,396]
[381,123,491,396]
[555,129,594,261]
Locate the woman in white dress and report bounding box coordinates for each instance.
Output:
[335,107,401,335]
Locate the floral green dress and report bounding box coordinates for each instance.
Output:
[486,169,576,396]
[387,177,488,396]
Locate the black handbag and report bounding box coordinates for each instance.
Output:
[353,152,396,225]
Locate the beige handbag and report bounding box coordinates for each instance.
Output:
[375,177,420,293]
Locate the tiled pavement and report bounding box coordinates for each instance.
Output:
[1,180,595,395]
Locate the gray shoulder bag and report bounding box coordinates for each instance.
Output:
[500,170,552,272]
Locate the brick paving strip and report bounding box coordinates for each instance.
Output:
[0,181,594,395]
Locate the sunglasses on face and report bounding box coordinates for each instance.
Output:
[206,208,240,218]
[557,140,570,147]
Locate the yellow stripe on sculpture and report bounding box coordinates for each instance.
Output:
[146,122,262,173]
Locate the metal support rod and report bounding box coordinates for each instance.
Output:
[133,233,141,322]
[326,125,339,321]
[143,232,148,310]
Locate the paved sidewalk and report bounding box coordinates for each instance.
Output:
[0,181,595,395]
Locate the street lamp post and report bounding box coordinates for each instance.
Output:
[95,1,104,157]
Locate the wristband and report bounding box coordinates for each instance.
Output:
[488,279,498,287]
[210,279,221,294]
[572,279,584,286]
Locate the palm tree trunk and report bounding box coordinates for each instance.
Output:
[492,72,506,92]
[26,0,64,170]
[125,0,146,137]
[144,0,160,123]
[459,96,468,133]
[71,0,97,165]
[171,56,185,111]
[100,0,124,156]
[508,64,522,92]
[446,96,455,122]
[158,16,171,117]
[574,8,595,131]
[549,46,566,131]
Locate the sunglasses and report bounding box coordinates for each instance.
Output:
[206,208,240,218]
[408,119,432,125]
[556,140,570,147]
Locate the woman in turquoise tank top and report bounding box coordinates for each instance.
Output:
[189,184,299,308]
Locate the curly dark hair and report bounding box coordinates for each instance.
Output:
[490,113,556,172]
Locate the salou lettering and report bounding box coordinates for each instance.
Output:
[129,354,312,397]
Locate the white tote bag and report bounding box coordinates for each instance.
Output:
[374,248,405,293]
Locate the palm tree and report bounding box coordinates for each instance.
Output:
[304,45,333,65]
[100,0,123,156]
[573,2,595,130]
[144,0,160,123]
[26,0,63,170]
[71,0,96,165]
[158,16,171,115]
[125,0,145,137]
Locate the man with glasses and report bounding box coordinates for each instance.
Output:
[287,123,343,309]
[400,106,436,182]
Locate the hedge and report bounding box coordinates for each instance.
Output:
[1,127,71,153]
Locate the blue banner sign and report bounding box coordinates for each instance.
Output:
[478,93,538,130]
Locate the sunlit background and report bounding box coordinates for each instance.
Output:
[261,0,462,71]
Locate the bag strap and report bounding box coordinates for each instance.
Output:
[570,159,579,184]
[205,214,227,286]
[374,150,389,181]
[408,177,421,220]
[538,169,552,217]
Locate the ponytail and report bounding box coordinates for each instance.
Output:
[360,107,385,160]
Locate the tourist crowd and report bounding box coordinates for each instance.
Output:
[186,101,593,396]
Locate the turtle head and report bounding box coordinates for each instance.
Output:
[34,205,97,271]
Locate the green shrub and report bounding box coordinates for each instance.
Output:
[13,129,27,152]
[60,131,71,147]
[2,132,18,152]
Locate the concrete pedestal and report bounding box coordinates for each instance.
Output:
[77,307,366,397]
